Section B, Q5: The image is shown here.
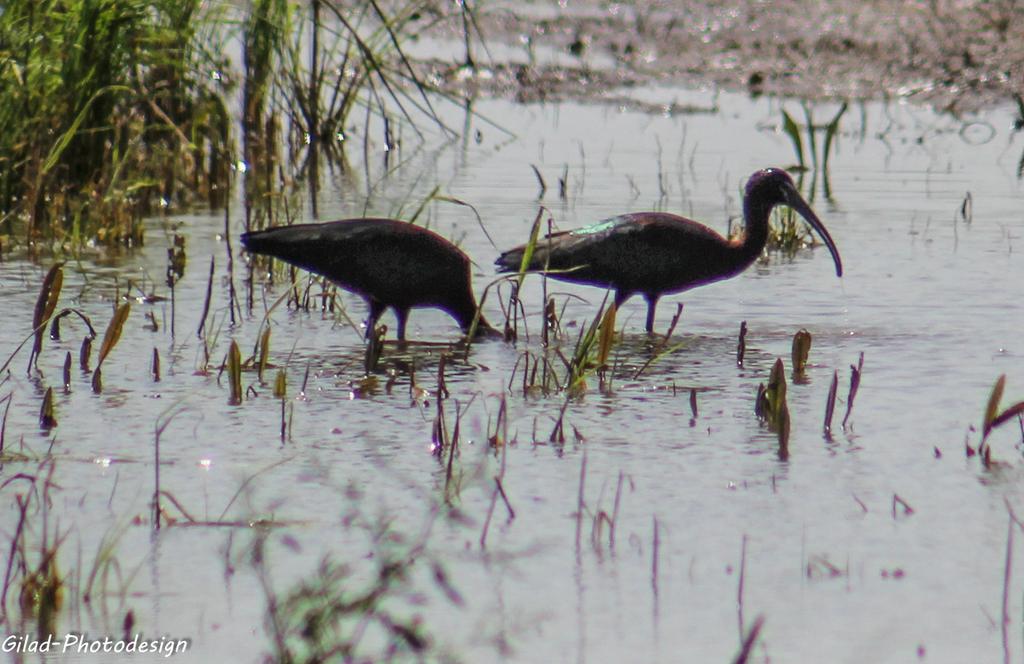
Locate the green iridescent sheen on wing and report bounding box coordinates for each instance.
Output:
[569,215,632,237]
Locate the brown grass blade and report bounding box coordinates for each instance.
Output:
[228,340,242,405]
[273,369,287,399]
[258,327,271,383]
[596,302,617,368]
[736,321,747,367]
[62,353,71,393]
[824,369,838,436]
[791,328,812,379]
[29,264,64,369]
[984,374,1007,439]
[516,209,544,292]
[991,402,1024,431]
[768,358,788,425]
[80,337,92,372]
[97,303,131,369]
[39,387,57,429]
[733,615,766,664]
[754,383,767,420]
[842,352,864,429]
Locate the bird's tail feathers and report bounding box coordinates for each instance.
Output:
[494,247,525,273]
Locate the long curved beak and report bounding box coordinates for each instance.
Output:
[783,185,843,277]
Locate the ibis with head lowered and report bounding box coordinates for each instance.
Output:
[242,218,497,341]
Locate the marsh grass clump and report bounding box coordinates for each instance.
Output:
[566,300,617,393]
[3,0,456,247]
[517,296,622,398]
[0,0,233,245]
[507,349,561,398]
[765,207,816,254]
[0,268,98,382]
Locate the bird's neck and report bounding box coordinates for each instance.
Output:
[450,297,496,337]
[732,196,773,267]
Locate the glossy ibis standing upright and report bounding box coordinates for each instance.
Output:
[242,218,497,340]
[495,168,843,332]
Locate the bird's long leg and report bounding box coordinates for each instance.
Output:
[395,308,409,342]
[644,295,660,334]
[613,291,630,320]
[366,299,386,340]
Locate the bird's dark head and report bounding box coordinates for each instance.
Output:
[744,167,797,204]
[744,167,843,278]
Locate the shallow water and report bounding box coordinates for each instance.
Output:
[3,89,1024,663]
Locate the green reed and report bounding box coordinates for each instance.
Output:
[2,0,453,246]
[0,0,232,244]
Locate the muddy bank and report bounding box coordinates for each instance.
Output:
[423,0,1024,115]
